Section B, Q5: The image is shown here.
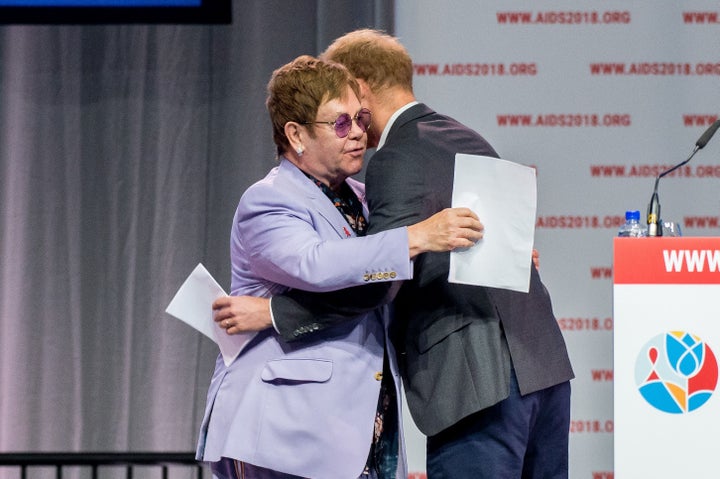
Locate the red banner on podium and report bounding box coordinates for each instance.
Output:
[614,237,720,284]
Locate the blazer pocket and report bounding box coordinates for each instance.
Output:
[261,358,333,383]
[417,314,474,354]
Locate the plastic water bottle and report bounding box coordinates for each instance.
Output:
[618,210,647,237]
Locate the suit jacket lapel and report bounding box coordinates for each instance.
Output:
[277,158,358,239]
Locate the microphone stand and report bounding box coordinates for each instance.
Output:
[647,145,699,237]
[646,119,720,237]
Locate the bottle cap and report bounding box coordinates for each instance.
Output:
[625,210,640,221]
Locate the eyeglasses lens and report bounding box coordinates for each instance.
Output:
[333,108,372,138]
[334,114,353,138]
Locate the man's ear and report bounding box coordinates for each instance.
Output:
[284,122,304,154]
[356,79,379,114]
[356,79,371,102]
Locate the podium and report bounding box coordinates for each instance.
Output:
[613,237,720,477]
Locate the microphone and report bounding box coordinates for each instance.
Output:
[697,119,720,149]
[647,119,720,236]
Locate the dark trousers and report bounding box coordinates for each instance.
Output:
[426,372,571,479]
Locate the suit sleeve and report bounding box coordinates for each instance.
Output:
[271,282,395,340]
[237,183,411,293]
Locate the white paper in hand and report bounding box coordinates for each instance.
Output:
[449,154,537,293]
[165,263,255,366]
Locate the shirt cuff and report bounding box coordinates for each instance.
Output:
[268,296,280,334]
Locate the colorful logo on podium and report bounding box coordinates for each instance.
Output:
[635,331,718,413]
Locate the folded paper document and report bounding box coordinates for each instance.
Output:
[166,263,254,366]
[449,154,537,293]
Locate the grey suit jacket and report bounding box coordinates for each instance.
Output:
[273,103,574,436]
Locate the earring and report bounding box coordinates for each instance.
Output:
[296,147,304,157]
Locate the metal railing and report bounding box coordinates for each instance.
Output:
[0,452,204,479]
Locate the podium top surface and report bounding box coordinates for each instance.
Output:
[613,237,720,285]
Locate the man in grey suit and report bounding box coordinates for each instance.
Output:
[230,30,574,478]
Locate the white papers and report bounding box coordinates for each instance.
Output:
[165,263,255,366]
[449,154,537,293]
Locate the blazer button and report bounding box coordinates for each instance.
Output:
[374,372,383,381]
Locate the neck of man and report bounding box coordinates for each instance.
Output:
[368,86,416,135]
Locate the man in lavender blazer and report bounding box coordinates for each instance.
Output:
[196,158,413,478]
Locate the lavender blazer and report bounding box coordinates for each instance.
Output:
[196,158,410,479]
